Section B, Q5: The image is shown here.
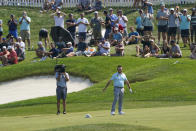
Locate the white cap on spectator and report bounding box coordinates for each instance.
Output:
[66,42,72,45]
[109,8,113,11]
[150,39,154,42]
[15,42,19,45]
[2,46,6,49]
[8,46,12,50]
[114,27,118,30]
[94,11,98,14]
[18,36,22,39]
[57,11,61,14]
[37,41,42,45]
[170,8,174,11]
[183,9,187,12]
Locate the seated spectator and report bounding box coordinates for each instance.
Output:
[85,0,102,14]
[111,27,123,46]
[114,40,124,56]
[66,37,87,57]
[41,0,54,12]
[18,37,25,53]
[56,36,66,53]
[0,46,10,65]
[36,41,45,58]
[149,39,160,56]
[7,46,18,65]
[190,43,196,59]
[45,43,59,58]
[39,28,49,49]
[59,42,74,57]
[77,0,90,11]
[170,40,182,58]
[92,38,110,56]
[126,26,140,45]
[157,41,170,58]
[0,38,8,51]
[53,0,63,10]
[15,42,25,61]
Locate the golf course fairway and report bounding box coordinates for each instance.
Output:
[0,104,195,131]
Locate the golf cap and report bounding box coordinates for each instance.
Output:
[8,46,12,50]
[37,41,42,45]
[18,36,22,39]
[66,42,72,45]
[15,42,19,45]
[170,8,174,11]
[170,40,176,44]
[150,39,154,42]
[183,9,187,12]
[160,3,165,7]
[2,46,6,49]
[57,11,61,14]
[109,8,113,11]
[114,27,118,31]
[94,11,98,14]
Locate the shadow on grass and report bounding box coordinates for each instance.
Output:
[41,123,165,131]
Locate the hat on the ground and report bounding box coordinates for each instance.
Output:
[66,42,72,45]
[37,41,42,45]
[170,8,174,11]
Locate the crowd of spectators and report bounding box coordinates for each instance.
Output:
[0,1,196,66]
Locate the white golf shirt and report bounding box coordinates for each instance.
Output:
[54,16,64,28]
[77,18,89,33]
[118,15,128,28]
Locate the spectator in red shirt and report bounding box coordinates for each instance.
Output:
[0,46,10,65]
[7,46,18,64]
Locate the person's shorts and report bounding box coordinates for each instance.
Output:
[56,86,67,100]
[79,32,87,40]
[93,30,102,40]
[20,30,30,40]
[177,26,181,34]
[144,26,153,31]
[39,30,48,38]
[158,25,168,32]
[136,28,144,36]
[9,30,18,38]
[168,27,177,36]
[0,31,3,36]
[191,25,196,36]
[128,40,138,45]
[181,29,190,38]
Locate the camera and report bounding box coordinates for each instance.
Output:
[55,64,66,73]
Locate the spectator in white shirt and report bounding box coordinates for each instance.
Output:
[17,37,25,53]
[51,10,66,28]
[117,10,128,37]
[76,13,89,40]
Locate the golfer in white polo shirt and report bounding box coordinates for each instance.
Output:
[103,65,132,115]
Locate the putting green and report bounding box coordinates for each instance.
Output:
[0,105,196,131]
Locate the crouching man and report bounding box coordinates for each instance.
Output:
[55,65,69,115]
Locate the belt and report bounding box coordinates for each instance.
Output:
[114,86,123,88]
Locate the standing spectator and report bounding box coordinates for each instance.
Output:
[117,10,128,37]
[175,6,182,44]
[143,0,153,14]
[15,43,25,61]
[103,10,112,40]
[53,0,63,10]
[156,3,168,45]
[103,65,132,115]
[76,13,89,40]
[8,14,18,40]
[170,40,182,58]
[191,8,196,44]
[19,11,31,50]
[18,37,25,53]
[135,9,144,36]
[142,7,154,35]
[90,11,104,41]
[66,14,76,40]
[179,9,191,47]
[167,8,178,43]
[39,28,49,49]
[109,8,118,28]
[0,19,3,43]
[51,10,66,28]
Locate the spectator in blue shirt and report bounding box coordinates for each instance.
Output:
[127,26,139,45]
[45,44,59,58]
[103,65,132,115]
[135,9,144,36]
[111,27,123,46]
[179,9,191,47]
[8,14,18,40]
[109,8,118,27]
